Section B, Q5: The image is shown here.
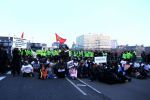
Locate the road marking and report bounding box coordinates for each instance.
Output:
[77,78,102,94]
[77,84,86,87]
[66,78,87,95]
[0,76,6,81]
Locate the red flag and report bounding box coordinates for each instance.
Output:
[55,33,66,44]
[21,32,24,39]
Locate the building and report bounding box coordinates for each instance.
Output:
[0,36,13,56]
[0,36,47,53]
[0,36,13,48]
[71,42,78,50]
[117,45,145,57]
[144,46,150,54]
[111,40,118,49]
[0,36,30,57]
[76,33,111,50]
[30,43,47,51]
[52,42,60,49]
[52,41,69,50]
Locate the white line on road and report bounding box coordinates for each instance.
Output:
[76,84,86,87]
[66,78,87,95]
[0,76,6,81]
[77,78,102,94]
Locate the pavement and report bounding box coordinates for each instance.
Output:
[0,72,150,100]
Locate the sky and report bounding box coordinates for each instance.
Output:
[0,0,150,47]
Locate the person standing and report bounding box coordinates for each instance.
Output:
[0,45,8,74]
[11,48,21,76]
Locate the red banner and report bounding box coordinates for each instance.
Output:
[55,33,66,44]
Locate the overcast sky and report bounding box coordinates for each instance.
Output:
[0,0,150,47]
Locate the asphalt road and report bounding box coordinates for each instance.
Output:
[0,73,150,100]
[82,78,150,100]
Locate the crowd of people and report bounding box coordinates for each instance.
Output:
[0,45,150,84]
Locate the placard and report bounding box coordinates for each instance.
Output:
[12,37,28,49]
[94,56,107,64]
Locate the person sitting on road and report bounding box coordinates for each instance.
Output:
[55,59,66,78]
[69,65,78,79]
[31,58,40,72]
[40,64,48,80]
[117,63,131,82]
[89,63,99,82]
[21,61,34,77]
[46,64,56,79]
[144,63,150,71]
[77,60,86,78]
